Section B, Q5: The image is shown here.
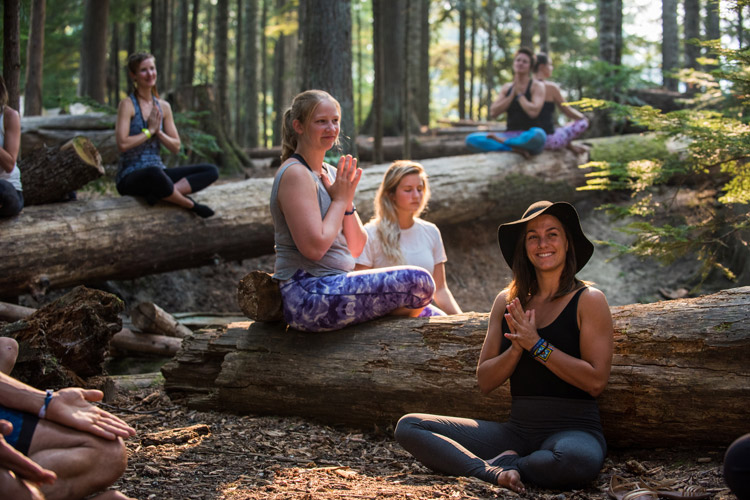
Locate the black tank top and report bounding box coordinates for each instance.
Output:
[500,287,594,400]
[505,80,540,131]
[537,101,556,134]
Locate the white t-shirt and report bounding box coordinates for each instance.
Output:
[0,111,21,191]
[357,218,447,276]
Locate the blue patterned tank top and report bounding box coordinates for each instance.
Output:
[116,94,165,183]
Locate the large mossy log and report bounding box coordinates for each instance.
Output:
[0,149,589,296]
[162,287,750,448]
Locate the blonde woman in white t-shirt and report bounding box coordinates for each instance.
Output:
[355,161,462,316]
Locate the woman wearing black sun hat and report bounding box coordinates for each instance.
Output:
[395,201,614,493]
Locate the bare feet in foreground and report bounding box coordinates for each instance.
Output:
[490,450,526,494]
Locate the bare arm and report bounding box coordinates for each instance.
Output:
[516,79,546,119]
[432,262,462,315]
[155,100,181,154]
[503,287,614,397]
[278,155,363,261]
[115,98,148,153]
[489,83,515,119]
[549,83,584,121]
[0,108,20,173]
[0,420,56,485]
[476,292,523,394]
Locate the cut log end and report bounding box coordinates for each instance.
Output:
[63,136,104,171]
[237,271,283,322]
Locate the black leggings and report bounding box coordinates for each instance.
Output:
[116,164,218,203]
[0,180,23,217]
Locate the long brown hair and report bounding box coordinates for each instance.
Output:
[0,75,8,113]
[280,90,341,162]
[126,52,160,98]
[505,216,585,308]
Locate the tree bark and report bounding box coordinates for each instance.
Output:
[110,328,182,357]
[189,0,200,84]
[519,1,534,50]
[2,0,21,111]
[23,0,46,117]
[18,136,104,206]
[538,0,548,54]
[684,0,701,73]
[417,0,430,126]
[151,0,169,92]
[0,148,589,296]
[175,0,191,87]
[78,0,110,104]
[0,301,34,322]
[130,302,193,338]
[162,287,750,448]
[241,0,259,148]
[458,1,467,120]
[20,113,119,164]
[215,0,230,135]
[0,287,123,389]
[662,0,679,91]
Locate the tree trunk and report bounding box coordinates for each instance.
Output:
[162,287,750,449]
[704,0,720,71]
[0,287,123,389]
[298,0,356,156]
[538,0,548,54]
[519,1,534,50]
[662,0,679,91]
[0,148,590,297]
[124,0,138,56]
[235,0,243,143]
[468,0,476,121]
[130,302,193,338]
[151,0,169,92]
[175,0,191,87]
[23,0,46,117]
[684,0,701,73]
[110,328,182,357]
[0,301,34,322]
[188,0,200,84]
[3,0,21,111]
[458,1,467,120]
[242,0,259,148]
[270,0,297,146]
[484,0,494,121]
[108,21,120,108]
[78,0,110,104]
[260,0,269,148]
[598,0,617,65]
[416,0,430,126]
[18,137,104,206]
[20,113,118,164]
[215,0,230,138]
[372,0,384,163]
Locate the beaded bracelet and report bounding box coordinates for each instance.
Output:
[531,337,545,354]
[38,389,53,419]
[535,343,554,363]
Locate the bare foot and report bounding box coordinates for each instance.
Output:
[510,147,531,159]
[498,469,526,493]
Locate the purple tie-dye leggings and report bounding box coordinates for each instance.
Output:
[279,266,436,332]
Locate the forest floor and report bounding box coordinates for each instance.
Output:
[107,385,735,500]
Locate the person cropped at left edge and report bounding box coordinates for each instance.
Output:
[0,75,23,218]
[115,52,218,218]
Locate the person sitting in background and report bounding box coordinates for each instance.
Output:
[0,75,23,218]
[533,53,589,154]
[271,90,435,332]
[115,52,218,218]
[355,160,462,316]
[0,337,137,500]
[395,201,613,492]
[465,48,547,157]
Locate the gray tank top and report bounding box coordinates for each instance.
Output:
[270,159,355,280]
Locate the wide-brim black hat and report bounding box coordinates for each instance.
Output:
[497,201,594,273]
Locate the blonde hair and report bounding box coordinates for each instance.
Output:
[127,52,160,98]
[371,160,431,265]
[280,90,341,162]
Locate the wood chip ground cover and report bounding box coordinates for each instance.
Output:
[106,388,736,500]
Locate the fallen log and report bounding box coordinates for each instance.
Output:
[19,136,104,205]
[0,301,34,322]
[130,302,193,338]
[0,147,591,297]
[20,113,119,164]
[162,287,750,448]
[110,328,182,357]
[0,286,123,388]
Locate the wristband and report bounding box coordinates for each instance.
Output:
[345,205,357,216]
[142,128,152,139]
[38,389,53,419]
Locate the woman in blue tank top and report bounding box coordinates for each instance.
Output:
[115,52,218,217]
[395,200,614,492]
[270,90,436,332]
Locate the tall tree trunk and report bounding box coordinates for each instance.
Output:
[298,0,356,156]
[188,0,200,84]
[235,0,243,143]
[417,0,430,126]
[165,0,174,92]
[458,1,467,120]
[684,0,701,71]
[108,21,120,108]
[355,1,363,129]
[78,0,109,104]
[24,0,46,116]
[519,1,534,50]
[372,0,384,164]
[468,0,477,121]
[2,0,21,111]
[538,0,548,54]
[151,0,169,90]
[175,0,190,87]
[598,0,616,65]
[125,0,138,56]
[614,0,623,65]
[242,0,259,148]
[216,0,230,135]
[402,0,412,158]
[704,0,720,71]
[260,0,268,148]
[271,0,297,146]
[662,0,679,91]
[484,0,494,121]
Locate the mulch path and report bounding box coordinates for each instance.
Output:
[104,386,736,500]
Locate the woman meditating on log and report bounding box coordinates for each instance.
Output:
[533,53,589,154]
[115,52,218,218]
[354,160,461,316]
[0,76,23,218]
[465,48,547,157]
[395,200,614,492]
[271,90,435,332]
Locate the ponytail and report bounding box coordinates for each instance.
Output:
[279,89,340,163]
[280,107,297,162]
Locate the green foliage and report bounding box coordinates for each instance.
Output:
[172,110,222,164]
[580,45,750,285]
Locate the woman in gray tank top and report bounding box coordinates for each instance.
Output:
[271,90,436,332]
[0,75,23,218]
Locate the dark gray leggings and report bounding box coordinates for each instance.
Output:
[394,399,606,489]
